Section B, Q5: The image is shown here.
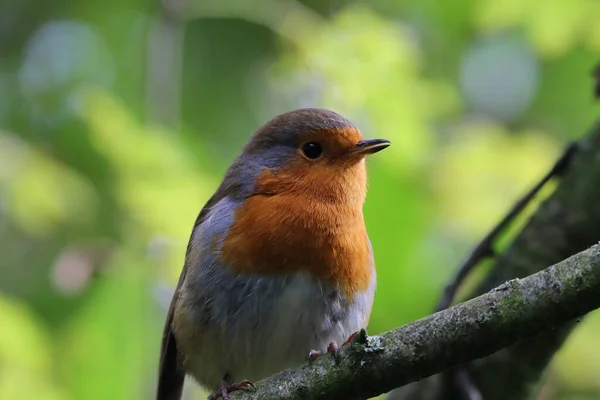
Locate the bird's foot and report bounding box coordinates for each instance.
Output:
[207,379,256,400]
[308,331,358,365]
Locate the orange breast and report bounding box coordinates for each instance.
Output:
[220,161,373,298]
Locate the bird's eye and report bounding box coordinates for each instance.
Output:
[301,142,323,160]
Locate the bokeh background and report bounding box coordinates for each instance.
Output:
[1,0,599,399]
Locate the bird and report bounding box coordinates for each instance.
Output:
[156,108,390,400]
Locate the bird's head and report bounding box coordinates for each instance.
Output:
[229,108,390,205]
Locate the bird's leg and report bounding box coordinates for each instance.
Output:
[308,331,358,364]
[308,341,339,363]
[207,378,256,400]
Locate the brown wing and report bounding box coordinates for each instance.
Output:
[156,189,230,400]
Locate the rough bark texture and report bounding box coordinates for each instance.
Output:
[391,122,600,400]
[229,245,600,400]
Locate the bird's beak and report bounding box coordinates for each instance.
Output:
[349,139,391,156]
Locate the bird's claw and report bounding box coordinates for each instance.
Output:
[308,341,340,364]
[207,379,256,400]
[308,331,358,365]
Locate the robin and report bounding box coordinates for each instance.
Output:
[157,108,390,400]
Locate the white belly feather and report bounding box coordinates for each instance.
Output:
[176,268,375,389]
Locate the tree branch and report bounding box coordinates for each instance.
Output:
[231,245,600,400]
[391,120,600,400]
[430,141,577,400]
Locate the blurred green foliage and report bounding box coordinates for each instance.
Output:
[0,0,598,399]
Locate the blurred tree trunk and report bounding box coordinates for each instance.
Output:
[146,1,184,129]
